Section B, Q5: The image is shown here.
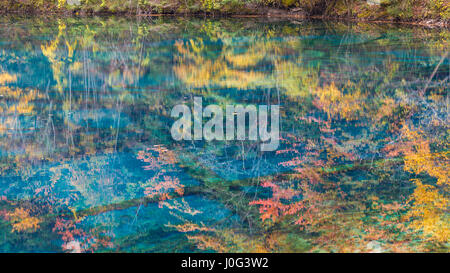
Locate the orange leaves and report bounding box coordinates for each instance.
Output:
[293,167,322,185]
[249,199,283,222]
[249,178,311,224]
[53,217,84,243]
[6,208,41,233]
[53,217,112,253]
[144,175,184,200]
[279,156,305,167]
[137,145,184,203]
[137,145,178,171]
[374,98,396,121]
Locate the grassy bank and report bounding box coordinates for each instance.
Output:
[0,1,449,25]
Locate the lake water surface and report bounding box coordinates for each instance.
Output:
[0,16,448,252]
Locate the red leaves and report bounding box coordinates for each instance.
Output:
[144,174,184,200]
[137,145,184,203]
[53,217,112,253]
[249,199,282,222]
[53,217,84,243]
[137,145,177,171]
[249,178,302,223]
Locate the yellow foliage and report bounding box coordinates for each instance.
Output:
[375,98,396,121]
[0,73,17,85]
[166,222,213,233]
[225,45,265,68]
[402,125,449,186]
[0,86,22,98]
[41,20,69,94]
[7,208,41,233]
[406,180,449,242]
[312,82,363,120]
[174,39,269,90]
[187,235,228,253]
[276,60,319,99]
[0,87,42,115]
[400,124,449,242]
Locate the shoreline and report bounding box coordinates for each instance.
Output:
[0,8,448,28]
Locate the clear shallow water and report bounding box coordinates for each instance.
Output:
[0,16,448,253]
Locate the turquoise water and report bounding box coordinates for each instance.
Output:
[0,16,448,252]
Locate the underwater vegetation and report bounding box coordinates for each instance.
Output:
[0,16,448,252]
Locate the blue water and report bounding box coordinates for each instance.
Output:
[0,16,448,252]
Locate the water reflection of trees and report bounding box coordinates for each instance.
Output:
[0,17,448,252]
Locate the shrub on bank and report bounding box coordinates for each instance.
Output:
[0,0,448,21]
